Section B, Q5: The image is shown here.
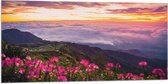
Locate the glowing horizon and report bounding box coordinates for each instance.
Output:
[2,1,167,22]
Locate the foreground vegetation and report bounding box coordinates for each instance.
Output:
[2,55,166,82]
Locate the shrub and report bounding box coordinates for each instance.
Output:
[2,41,29,59]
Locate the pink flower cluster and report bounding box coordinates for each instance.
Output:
[86,63,99,72]
[67,66,81,74]
[80,59,99,73]
[2,56,68,81]
[58,66,67,75]
[26,56,31,60]
[115,63,121,68]
[19,68,25,74]
[57,76,67,81]
[152,68,166,79]
[25,58,67,80]
[117,73,142,80]
[2,57,24,67]
[125,73,141,80]
[50,56,59,63]
[105,62,121,71]
[80,59,89,66]
[138,61,148,67]
[118,73,125,80]
[107,63,114,67]
[2,55,167,81]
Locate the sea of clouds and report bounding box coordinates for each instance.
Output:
[2,21,167,59]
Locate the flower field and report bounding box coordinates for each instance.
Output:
[2,55,167,82]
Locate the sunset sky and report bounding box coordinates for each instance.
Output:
[2,1,167,22]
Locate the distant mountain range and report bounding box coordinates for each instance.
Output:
[81,43,155,59]
[2,29,167,72]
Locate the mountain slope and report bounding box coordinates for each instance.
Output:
[106,50,167,72]
[2,29,43,44]
[2,29,166,73]
[30,42,167,72]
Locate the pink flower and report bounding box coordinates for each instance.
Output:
[45,61,52,66]
[88,63,99,69]
[116,63,121,68]
[29,71,34,76]
[80,59,89,66]
[132,75,140,80]
[26,56,31,60]
[2,53,6,58]
[27,70,35,79]
[108,71,114,75]
[26,75,31,79]
[34,59,42,67]
[5,57,13,66]
[126,73,133,79]
[47,67,52,72]
[57,76,67,81]
[50,56,59,63]
[2,57,13,66]
[118,73,125,80]
[140,73,144,77]
[106,67,110,71]
[138,61,147,67]
[67,67,74,73]
[33,68,40,74]
[58,66,67,75]
[5,57,10,61]
[15,63,20,67]
[85,63,99,72]
[152,68,166,79]
[74,66,80,73]
[25,60,33,68]
[48,64,56,68]
[107,62,114,67]
[19,68,25,74]
[41,65,47,72]
[67,67,80,73]
[12,57,24,67]
[85,68,92,72]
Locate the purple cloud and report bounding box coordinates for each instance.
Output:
[153,6,167,12]
[2,1,110,10]
[106,6,167,14]
[2,1,110,15]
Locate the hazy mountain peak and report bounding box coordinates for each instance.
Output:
[2,29,43,44]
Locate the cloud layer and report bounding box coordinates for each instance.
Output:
[2,21,167,47]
